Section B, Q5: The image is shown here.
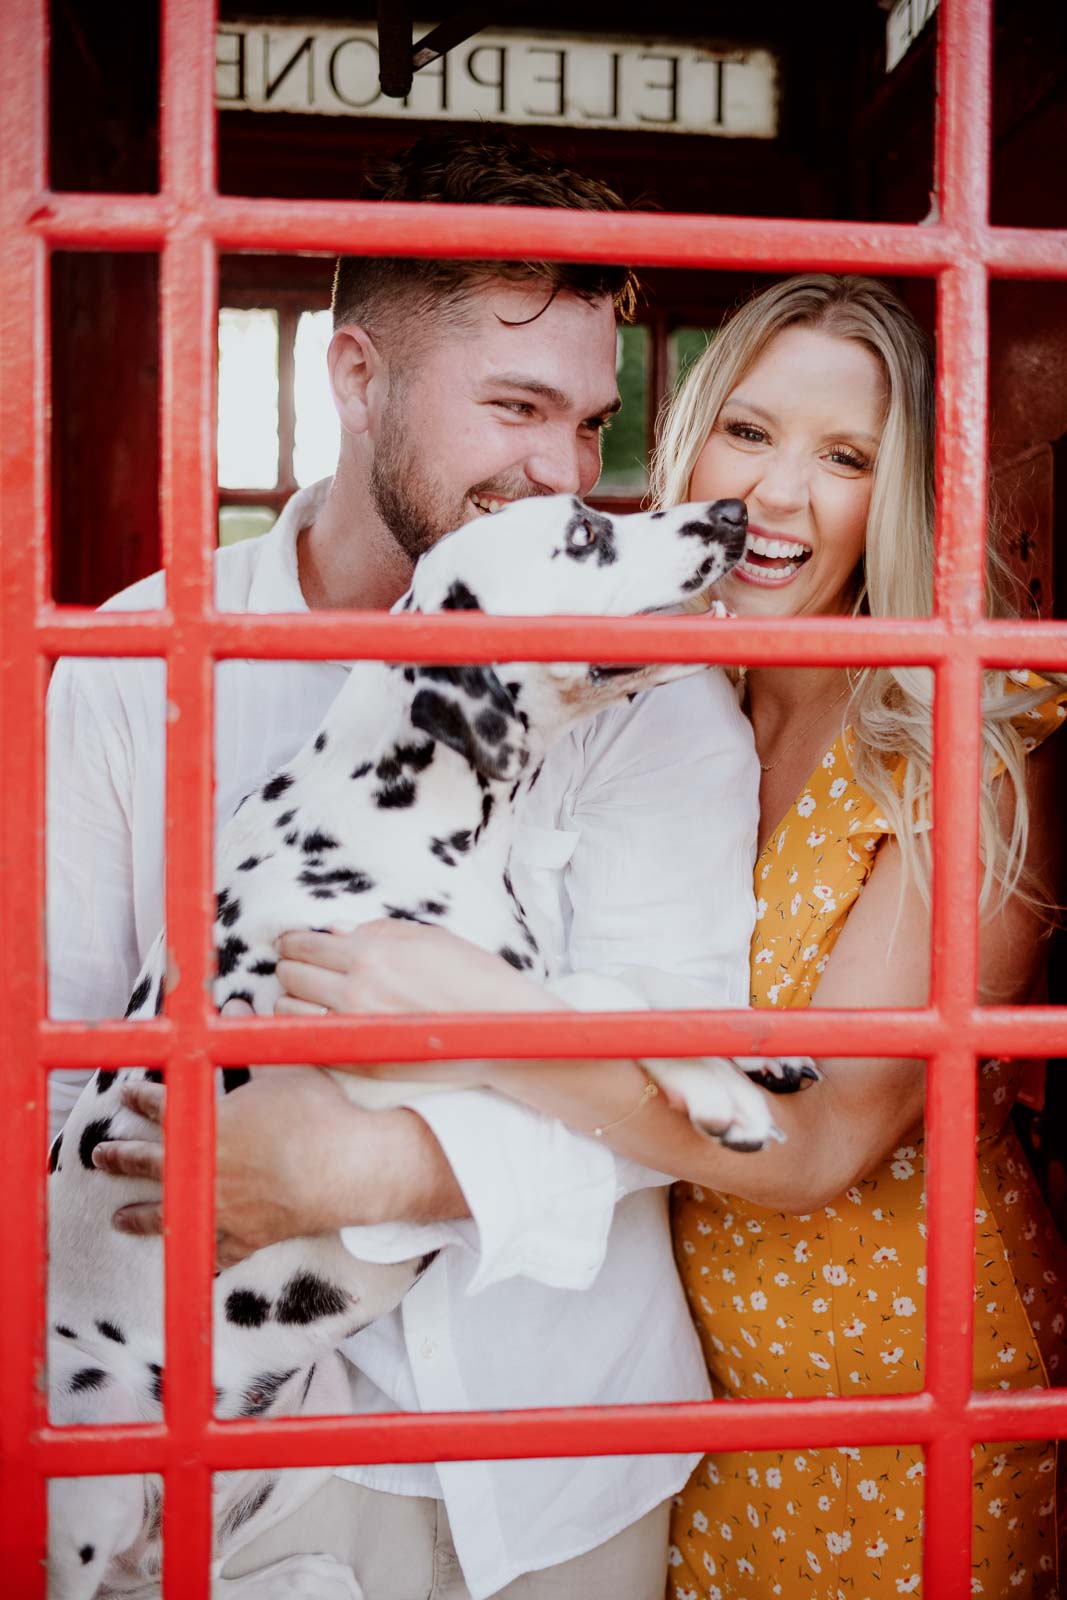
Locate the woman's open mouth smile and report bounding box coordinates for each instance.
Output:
[734,529,813,587]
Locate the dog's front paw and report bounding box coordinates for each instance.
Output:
[217,1552,365,1599]
[734,1055,819,1094]
[644,1058,785,1151]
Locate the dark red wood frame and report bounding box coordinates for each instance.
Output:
[2,2,1067,1594]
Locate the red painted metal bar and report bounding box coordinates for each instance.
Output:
[30,606,1067,667]
[157,0,219,1592]
[0,0,52,1588]
[15,195,1067,284]
[5,3,1066,1597]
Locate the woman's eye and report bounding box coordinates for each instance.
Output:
[828,447,869,471]
[723,419,767,444]
[495,400,533,416]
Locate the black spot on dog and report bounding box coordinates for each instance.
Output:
[216,889,240,929]
[274,1271,349,1325]
[479,793,495,830]
[384,906,431,924]
[96,1070,117,1095]
[147,1362,163,1405]
[302,829,339,854]
[70,1366,108,1394]
[563,502,617,566]
[55,1325,77,1339]
[239,1368,297,1417]
[221,988,255,1010]
[96,1320,126,1344]
[284,830,299,847]
[351,761,373,779]
[237,856,261,872]
[250,958,277,977]
[298,867,374,895]
[421,900,447,917]
[396,740,435,772]
[314,730,328,752]
[125,974,152,1017]
[499,947,534,971]
[155,976,166,1015]
[527,761,544,790]
[79,1545,95,1566]
[474,708,508,743]
[216,935,249,979]
[300,1364,317,1406]
[651,509,666,519]
[441,580,481,611]
[79,1118,112,1170]
[143,1068,164,1085]
[222,1067,252,1094]
[48,1132,62,1174]
[275,809,296,829]
[403,667,417,684]
[376,756,401,782]
[226,1289,271,1328]
[375,777,417,809]
[505,681,522,700]
[261,772,294,803]
[429,828,472,867]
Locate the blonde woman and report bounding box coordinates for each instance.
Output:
[268,274,1067,1593]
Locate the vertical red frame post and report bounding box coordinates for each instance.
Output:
[3,3,1067,1597]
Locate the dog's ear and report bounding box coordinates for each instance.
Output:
[410,665,529,782]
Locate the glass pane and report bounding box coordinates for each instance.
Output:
[670,326,713,390]
[294,309,341,488]
[598,323,649,495]
[217,308,279,490]
[218,506,276,547]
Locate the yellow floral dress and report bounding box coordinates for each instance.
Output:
[669,693,1067,1600]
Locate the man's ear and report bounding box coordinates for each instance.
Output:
[409,666,529,783]
[328,325,384,437]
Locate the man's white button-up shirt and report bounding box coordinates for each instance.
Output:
[47,481,760,1600]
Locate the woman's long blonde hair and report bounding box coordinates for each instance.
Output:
[651,273,1059,913]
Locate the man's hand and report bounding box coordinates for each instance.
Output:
[91,1067,465,1267]
[275,919,551,1019]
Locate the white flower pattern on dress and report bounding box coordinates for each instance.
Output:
[669,687,1067,1600]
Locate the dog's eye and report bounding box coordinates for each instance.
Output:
[567,521,597,549]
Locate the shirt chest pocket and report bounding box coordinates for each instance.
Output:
[508,822,580,977]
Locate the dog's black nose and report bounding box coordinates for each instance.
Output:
[711,499,747,528]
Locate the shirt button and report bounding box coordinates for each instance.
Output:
[421,1339,437,1361]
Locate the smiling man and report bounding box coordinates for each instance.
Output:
[47,132,761,1599]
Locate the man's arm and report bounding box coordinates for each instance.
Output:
[46,658,153,1139]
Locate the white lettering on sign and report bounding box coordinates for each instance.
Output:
[216,24,778,138]
[885,0,940,74]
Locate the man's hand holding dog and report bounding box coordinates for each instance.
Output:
[92,1067,467,1267]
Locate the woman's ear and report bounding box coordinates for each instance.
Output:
[328,324,384,437]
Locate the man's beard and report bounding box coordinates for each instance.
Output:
[369,384,545,563]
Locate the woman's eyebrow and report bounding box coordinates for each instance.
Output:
[727,394,881,447]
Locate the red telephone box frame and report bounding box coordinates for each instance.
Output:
[2,1,1067,1594]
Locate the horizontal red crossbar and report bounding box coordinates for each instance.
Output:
[36,1005,1067,1066]
[30,605,1067,667]
[3,1,1065,1597]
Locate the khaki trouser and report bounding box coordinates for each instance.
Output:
[221,1475,670,1599]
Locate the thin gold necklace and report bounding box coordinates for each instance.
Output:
[753,683,851,774]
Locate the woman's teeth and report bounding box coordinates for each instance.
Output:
[735,533,812,584]
[746,534,808,559]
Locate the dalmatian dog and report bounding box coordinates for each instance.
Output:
[47,494,816,1598]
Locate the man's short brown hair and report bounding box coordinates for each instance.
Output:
[331,129,638,344]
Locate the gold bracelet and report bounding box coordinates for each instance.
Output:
[593,1072,659,1138]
